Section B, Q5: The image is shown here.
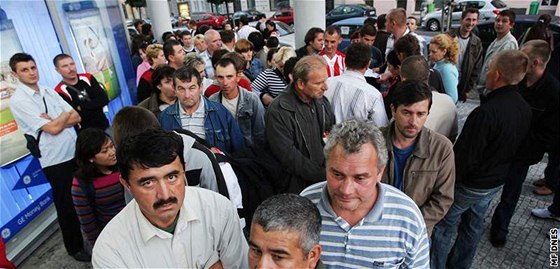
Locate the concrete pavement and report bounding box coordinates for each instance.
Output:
[16,99,560,268]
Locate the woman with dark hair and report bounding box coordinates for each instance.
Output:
[72,128,125,246]
[522,14,554,49]
[263,20,279,39]
[235,39,265,81]
[248,31,267,69]
[382,50,402,118]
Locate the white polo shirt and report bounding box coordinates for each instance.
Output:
[10,82,77,168]
[92,186,248,268]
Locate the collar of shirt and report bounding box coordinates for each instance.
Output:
[137,189,200,243]
[342,70,367,82]
[17,81,47,97]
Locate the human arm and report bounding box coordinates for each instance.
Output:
[80,76,109,110]
[251,93,266,145]
[226,112,246,153]
[369,93,389,127]
[92,239,128,268]
[216,198,249,268]
[439,63,459,103]
[71,178,100,246]
[467,41,484,94]
[404,221,431,268]
[453,108,489,182]
[250,70,269,96]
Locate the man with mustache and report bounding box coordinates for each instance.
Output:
[92,129,248,268]
[53,53,109,132]
[380,80,455,236]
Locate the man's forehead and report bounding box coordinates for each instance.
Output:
[128,156,183,178]
[398,99,430,110]
[15,60,36,70]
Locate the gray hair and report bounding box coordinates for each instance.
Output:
[324,119,388,169]
[184,52,205,68]
[292,55,327,84]
[252,193,321,256]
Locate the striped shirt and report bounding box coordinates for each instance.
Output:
[71,171,126,246]
[320,50,345,77]
[179,97,206,139]
[325,70,389,127]
[301,182,430,268]
[250,68,287,97]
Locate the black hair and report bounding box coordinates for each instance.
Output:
[74,128,116,182]
[267,48,277,63]
[498,10,516,25]
[163,39,182,60]
[248,31,265,51]
[304,27,325,46]
[393,34,421,57]
[377,14,387,30]
[220,29,236,43]
[266,36,279,48]
[133,19,143,29]
[53,53,72,67]
[211,49,230,67]
[141,23,152,36]
[151,65,176,90]
[391,79,433,110]
[283,56,301,83]
[179,30,191,39]
[162,31,175,42]
[360,24,377,37]
[345,42,371,70]
[194,25,210,36]
[238,15,249,26]
[131,35,149,56]
[524,14,553,45]
[9,53,35,72]
[364,17,377,27]
[325,25,341,36]
[216,57,239,73]
[173,65,202,87]
[461,8,480,19]
[386,50,401,67]
[117,129,184,181]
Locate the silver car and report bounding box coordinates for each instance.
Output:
[420,0,508,31]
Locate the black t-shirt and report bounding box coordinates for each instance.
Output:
[58,75,110,130]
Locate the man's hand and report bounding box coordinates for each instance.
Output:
[40,113,53,121]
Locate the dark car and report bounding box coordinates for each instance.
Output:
[191,12,226,29]
[326,4,376,26]
[232,10,266,24]
[474,15,560,53]
[270,8,294,25]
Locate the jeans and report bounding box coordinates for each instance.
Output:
[490,163,530,240]
[431,183,502,269]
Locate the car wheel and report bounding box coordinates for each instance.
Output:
[427,19,440,32]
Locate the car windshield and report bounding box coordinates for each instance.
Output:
[491,0,507,8]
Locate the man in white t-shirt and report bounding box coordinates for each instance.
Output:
[236,15,259,40]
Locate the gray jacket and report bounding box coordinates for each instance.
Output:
[452,29,483,101]
[210,87,265,146]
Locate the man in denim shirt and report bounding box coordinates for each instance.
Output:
[210,58,265,146]
[159,66,245,154]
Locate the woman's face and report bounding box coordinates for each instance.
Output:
[266,24,274,31]
[241,50,253,62]
[388,62,400,76]
[92,138,116,168]
[152,50,167,68]
[429,43,446,62]
[224,24,232,31]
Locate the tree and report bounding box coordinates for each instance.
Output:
[125,0,146,19]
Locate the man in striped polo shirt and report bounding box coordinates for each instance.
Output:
[320,25,345,78]
[301,119,430,268]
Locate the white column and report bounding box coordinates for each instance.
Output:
[294,0,326,48]
[146,0,173,43]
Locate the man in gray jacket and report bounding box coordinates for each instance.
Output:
[210,58,265,146]
[452,8,483,102]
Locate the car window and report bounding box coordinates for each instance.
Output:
[343,7,355,14]
[478,1,486,8]
[282,11,291,16]
[274,11,281,17]
[453,2,466,12]
[330,7,344,15]
[490,0,507,8]
[203,15,210,20]
[465,1,480,9]
[275,21,294,35]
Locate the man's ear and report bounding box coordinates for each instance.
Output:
[306,244,322,269]
[119,176,131,191]
[296,78,305,90]
[390,104,396,117]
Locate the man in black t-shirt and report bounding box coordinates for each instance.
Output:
[54,54,109,131]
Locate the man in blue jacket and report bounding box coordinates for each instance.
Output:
[159,66,245,154]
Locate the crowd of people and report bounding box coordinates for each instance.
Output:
[6,7,559,269]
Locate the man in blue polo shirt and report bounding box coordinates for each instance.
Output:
[301,119,430,268]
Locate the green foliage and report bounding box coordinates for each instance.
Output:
[126,0,146,8]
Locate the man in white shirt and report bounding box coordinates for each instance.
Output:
[320,25,345,77]
[325,43,388,127]
[9,53,88,261]
[92,129,248,268]
[237,15,259,40]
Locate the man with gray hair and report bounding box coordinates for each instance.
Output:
[400,56,458,141]
[248,193,323,269]
[431,50,532,268]
[184,52,213,91]
[201,29,222,79]
[301,119,430,268]
[266,55,335,194]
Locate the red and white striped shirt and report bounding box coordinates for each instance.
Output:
[320,50,345,77]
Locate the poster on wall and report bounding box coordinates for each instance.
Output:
[65,6,121,100]
[0,19,31,166]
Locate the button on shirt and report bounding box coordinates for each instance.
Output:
[10,82,77,168]
[92,187,249,268]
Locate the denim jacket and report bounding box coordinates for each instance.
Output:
[244,58,265,81]
[209,87,265,146]
[159,97,245,154]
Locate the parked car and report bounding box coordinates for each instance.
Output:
[249,20,295,48]
[191,12,226,29]
[233,10,266,22]
[326,4,376,26]
[333,16,431,55]
[270,8,294,25]
[420,0,508,31]
[474,15,560,53]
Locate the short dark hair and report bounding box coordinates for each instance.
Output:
[163,39,181,60]
[141,23,152,36]
[239,15,249,26]
[266,36,279,48]
[152,65,176,89]
[325,25,341,36]
[391,79,433,110]
[211,49,229,67]
[461,8,480,19]
[252,194,321,256]
[117,129,185,181]
[498,10,516,24]
[162,31,175,42]
[220,29,235,43]
[283,56,301,83]
[386,50,401,68]
[360,24,377,37]
[216,57,238,73]
[377,14,387,30]
[188,20,197,27]
[53,53,72,67]
[179,30,191,39]
[400,55,430,83]
[393,34,421,57]
[304,27,325,46]
[222,52,247,72]
[9,53,35,72]
[133,19,143,29]
[112,106,161,147]
[364,17,377,27]
[345,43,371,70]
[174,65,202,87]
[248,31,265,51]
[407,16,418,23]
